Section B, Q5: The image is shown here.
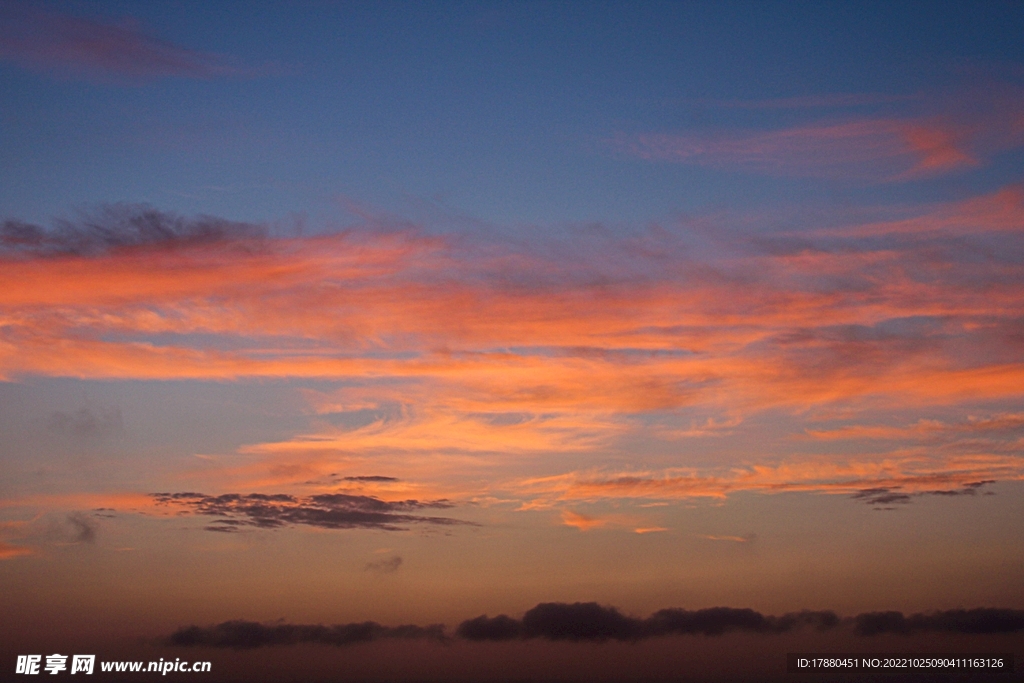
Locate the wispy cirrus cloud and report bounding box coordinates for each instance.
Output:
[615,119,981,179]
[804,413,1024,441]
[0,204,266,257]
[613,85,1024,181]
[0,5,268,81]
[511,455,1021,510]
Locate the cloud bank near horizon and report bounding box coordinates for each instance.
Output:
[165,603,1024,649]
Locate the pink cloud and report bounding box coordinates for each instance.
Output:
[616,119,981,180]
[899,124,978,176]
[690,92,917,110]
[614,85,1024,181]
[815,184,1024,237]
[0,6,261,80]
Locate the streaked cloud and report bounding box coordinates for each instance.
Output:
[0,519,34,560]
[511,455,1022,509]
[1,205,266,257]
[560,510,607,531]
[0,5,264,81]
[615,119,990,180]
[151,492,467,532]
[0,541,32,559]
[613,86,1024,180]
[698,534,754,543]
[2,198,1022,514]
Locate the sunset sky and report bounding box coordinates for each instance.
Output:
[1,2,1023,680]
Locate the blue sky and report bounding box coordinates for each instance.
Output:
[4,0,1023,229]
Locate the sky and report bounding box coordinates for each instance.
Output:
[1,1,1024,681]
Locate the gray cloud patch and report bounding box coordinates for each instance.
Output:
[852,480,995,508]
[47,407,123,438]
[851,488,913,506]
[66,512,98,543]
[365,556,403,575]
[1,204,264,258]
[168,620,446,650]
[151,492,467,532]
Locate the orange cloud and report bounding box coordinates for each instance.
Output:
[804,413,1024,441]
[0,519,34,559]
[697,534,751,542]
[818,184,1024,237]
[2,199,1022,516]
[511,453,1024,508]
[0,542,32,559]
[560,510,607,531]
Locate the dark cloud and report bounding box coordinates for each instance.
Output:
[927,480,995,496]
[855,608,1024,636]
[0,5,261,80]
[364,556,403,575]
[521,602,640,641]
[852,481,996,508]
[151,492,466,532]
[1,204,265,258]
[646,607,838,637]
[302,474,399,486]
[456,614,523,641]
[47,407,123,438]
[457,603,840,642]
[168,620,446,650]
[168,604,1024,650]
[851,488,913,506]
